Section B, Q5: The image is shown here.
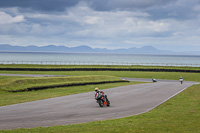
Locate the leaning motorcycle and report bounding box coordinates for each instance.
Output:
[95,93,110,107]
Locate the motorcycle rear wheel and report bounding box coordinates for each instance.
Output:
[107,100,110,106]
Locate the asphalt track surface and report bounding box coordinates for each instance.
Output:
[0,75,198,130]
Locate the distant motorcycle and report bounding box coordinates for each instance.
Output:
[152,78,157,82]
[179,78,183,84]
[95,93,110,107]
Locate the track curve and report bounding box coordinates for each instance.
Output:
[0,78,198,130]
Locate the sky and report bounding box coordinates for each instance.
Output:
[0,0,200,52]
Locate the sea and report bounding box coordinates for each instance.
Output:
[0,52,200,67]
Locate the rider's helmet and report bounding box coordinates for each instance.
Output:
[95,88,99,92]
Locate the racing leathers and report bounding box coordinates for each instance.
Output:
[95,90,105,101]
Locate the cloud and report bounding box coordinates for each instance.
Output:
[0,0,177,12]
[0,11,25,24]
[90,0,177,11]
[68,3,172,39]
[0,0,80,12]
[0,0,200,51]
[0,3,173,47]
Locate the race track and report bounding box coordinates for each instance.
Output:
[0,78,198,130]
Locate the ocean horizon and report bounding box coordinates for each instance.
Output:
[0,51,200,67]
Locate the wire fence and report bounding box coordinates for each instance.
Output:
[0,61,200,67]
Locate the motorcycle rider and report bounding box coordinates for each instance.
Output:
[179,76,183,84]
[95,88,104,99]
[95,87,110,107]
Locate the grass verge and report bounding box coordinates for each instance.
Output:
[1,70,200,82]
[0,64,200,72]
[0,75,127,92]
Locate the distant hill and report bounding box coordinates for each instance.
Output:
[0,44,94,53]
[0,44,199,55]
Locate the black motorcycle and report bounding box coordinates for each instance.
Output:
[95,93,110,107]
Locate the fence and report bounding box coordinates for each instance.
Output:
[0,61,200,67]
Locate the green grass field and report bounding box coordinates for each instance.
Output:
[0,64,200,132]
[0,64,200,70]
[0,75,126,92]
[1,70,200,81]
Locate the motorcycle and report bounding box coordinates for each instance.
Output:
[152,78,157,82]
[179,78,183,84]
[95,93,110,107]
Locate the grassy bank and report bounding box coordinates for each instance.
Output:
[1,70,200,82]
[0,64,199,70]
[0,75,127,92]
[0,64,200,72]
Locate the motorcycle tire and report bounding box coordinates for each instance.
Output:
[98,99,104,107]
[105,95,110,106]
[107,100,110,106]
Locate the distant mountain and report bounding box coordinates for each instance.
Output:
[0,44,93,53]
[0,44,199,55]
[113,46,173,55]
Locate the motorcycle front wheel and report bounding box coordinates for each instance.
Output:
[98,99,104,107]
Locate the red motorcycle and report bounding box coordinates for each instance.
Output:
[95,92,110,107]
